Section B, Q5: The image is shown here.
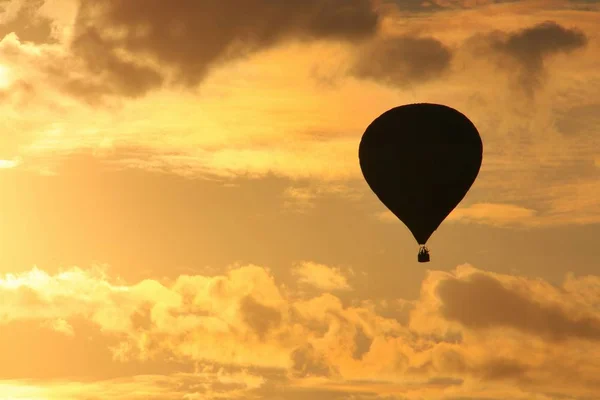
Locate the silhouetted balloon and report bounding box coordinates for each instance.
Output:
[359,103,483,262]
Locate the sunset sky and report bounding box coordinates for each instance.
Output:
[0,0,599,399]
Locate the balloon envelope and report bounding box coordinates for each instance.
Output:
[359,103,483,245]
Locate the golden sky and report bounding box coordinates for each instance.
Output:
[0,0,599,399]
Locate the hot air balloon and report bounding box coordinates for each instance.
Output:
[359,103,483,263]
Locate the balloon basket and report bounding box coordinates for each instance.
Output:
[418,246,430,263]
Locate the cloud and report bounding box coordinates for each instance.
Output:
[436,271,600,341]
[408,265,600,396]
[44,318,75,336]
[0,369,269,400]
[498,20,587,63]
[378,203,539,228]
[428,0,503,7]
[69,27,164,99]
[380,195,600,228]
[1,2,599,228]
[0,158,19,168]
[480,20,588,94]
[351,35,453,87]
[290,343,340,378]
[541,178,600,225]
[293,262,352,291]
[239,295,283,341]
[3,262,600,398]
[554,103,600,136]
[0,0,55,44]
[446,203,538,226]
[69,0,381,98]
[283,184,362,212]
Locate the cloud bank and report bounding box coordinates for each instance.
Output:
[1,262,600,398]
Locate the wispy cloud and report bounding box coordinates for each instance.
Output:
[447,203,538,226]
[0,0,598,227]
[0,158,19,168]
[293,262,352,291]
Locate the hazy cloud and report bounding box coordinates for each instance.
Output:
[447,203,538,226]
[429,0,505,7]
[0,0,55,44]
[482,21,588,94]
[555,103,600,136]
[70,0,381,98]
[70,27,164,99]
[351,35,452,87]
[379,203,539,227]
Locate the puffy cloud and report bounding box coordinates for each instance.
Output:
[407,266,600,396]
[290,343,340,378]
[2,262,600,398]
[293,262,352,291]
[436,271,600,341]
[239,295,283,341]
[43,318,75,336]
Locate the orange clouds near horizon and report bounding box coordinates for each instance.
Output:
[0,0,599,399]
[0,263,599,399]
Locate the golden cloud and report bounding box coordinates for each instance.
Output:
[292,262,352,291]
[2,262,600,398]
[0,1,598,227]
[446,203,538,226]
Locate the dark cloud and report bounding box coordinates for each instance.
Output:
[70,27,164,99]
[352,325,372,360]
[426,377,464,386]
[0,0,55,44]
[433,348,468,375]
[290,343,339,378]
[483,21,588,94]
[130,302,154,331]
[239,295,282,340]
[426,0,519,8]
[437,272,600,341]
[478,358,528,381]
[351,35,453,87]
[496,21,587,69]
[385,0,518,13]
[70,0,380,98]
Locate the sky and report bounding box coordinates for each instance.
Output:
[0,0,599,399]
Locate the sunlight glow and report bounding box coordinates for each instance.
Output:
[0,64,12,89]
[0,159,19,169]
